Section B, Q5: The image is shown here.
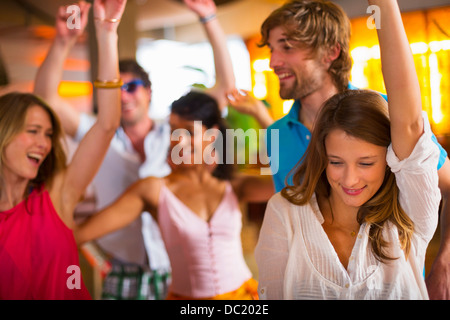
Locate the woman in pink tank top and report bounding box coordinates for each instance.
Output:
[0,0,126,300]
[76,91,275,299]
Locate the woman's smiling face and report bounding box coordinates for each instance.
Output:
[2,105,53,181]
[325,128,387,209]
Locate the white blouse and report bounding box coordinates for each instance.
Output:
[255,113,441,300]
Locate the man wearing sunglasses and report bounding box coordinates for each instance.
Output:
[34,0,236,300]
[121,79,144,93]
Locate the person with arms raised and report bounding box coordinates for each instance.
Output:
[33,0,237,300]
[0,0,126,299]
[255,0,441,299]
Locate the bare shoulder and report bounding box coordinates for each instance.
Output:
[135,176,162,189]
[132,176,162,211]
[230,171,275,203]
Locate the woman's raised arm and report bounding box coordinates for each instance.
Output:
[33,1,91,137]
[369,0,424,160]
[184,0,236,111]
[56,0,126,222]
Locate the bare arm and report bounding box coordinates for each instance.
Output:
[426,158,450,299]
[231,172,275,203]
[373,0,447,299]
[33,1,91,137]
[74,178,160,245]
[184,0,235,111]
[54,0,126,224]
[369,0,423,159]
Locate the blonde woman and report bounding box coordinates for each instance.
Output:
[0,0,126,299]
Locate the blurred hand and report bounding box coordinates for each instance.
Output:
[183,0,216,18]
[55,1,91,42]
[226,89,265,116]
[93,0,127,30]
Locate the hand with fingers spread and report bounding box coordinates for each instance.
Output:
[226,89,274,128]
[226,89,261,115]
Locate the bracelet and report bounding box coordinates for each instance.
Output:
[199,13,216,24]
[94,17,121,23]
[94,78,123,89]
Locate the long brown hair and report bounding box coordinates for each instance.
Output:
[281,90,414,262]
[259,0,352,92]
[0,92,67,191]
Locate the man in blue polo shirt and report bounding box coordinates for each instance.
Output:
[267,84,448,192]
[257,0,449,300]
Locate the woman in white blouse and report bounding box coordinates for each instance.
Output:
[254,0,441,300]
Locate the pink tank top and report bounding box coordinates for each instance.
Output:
[158,182,252,298]
[0,187,91,300]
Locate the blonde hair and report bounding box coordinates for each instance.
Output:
[0,92,67,190]
[281,90,414,262]
[259,0,352,92]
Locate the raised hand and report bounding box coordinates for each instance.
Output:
[226,89,274,128]
[183,0,216,18]
[93,0,127,30]
[55,1,91,43]
[227,89,263,115]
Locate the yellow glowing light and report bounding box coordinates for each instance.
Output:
[283,100,294,115]
[253,72,267,99]
[58,81,93,97]
[351,61,369,89]
[369,45,380,59]
[442,40,450,51]
[253,83,267,100]
[410,42,429,55]
[429,41,441,53]
[351,40,450,59]
[429,40,450,53]
[429,53,443,124]
[351,46,370,61]
[252,59,271,72]
[350,40,449,127]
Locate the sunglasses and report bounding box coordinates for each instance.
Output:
[121,79,145,93]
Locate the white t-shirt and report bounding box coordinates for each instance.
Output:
[255,113,441,299]
[74,113,171,269]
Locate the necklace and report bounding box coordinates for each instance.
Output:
[327,197,357,237]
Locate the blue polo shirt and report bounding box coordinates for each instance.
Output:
[267,85,448,192]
